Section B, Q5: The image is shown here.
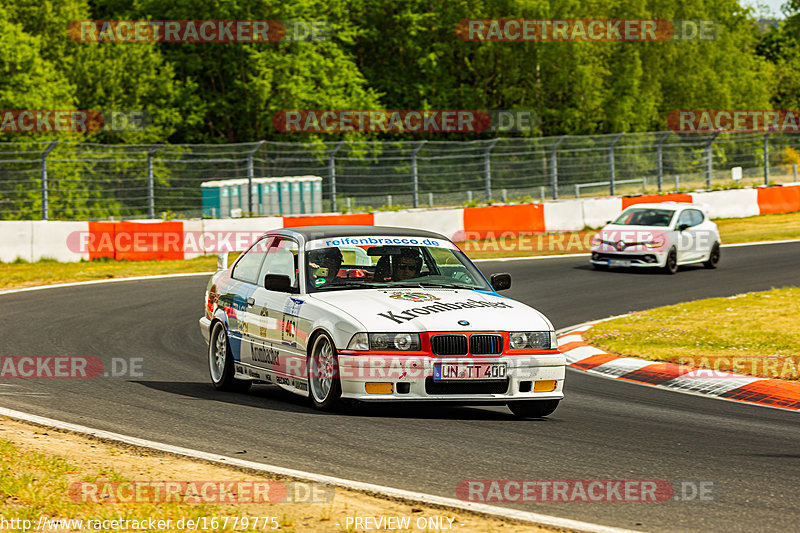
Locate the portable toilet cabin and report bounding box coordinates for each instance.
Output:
[201,176,323,217]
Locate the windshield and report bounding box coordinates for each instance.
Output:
[304,236,491,293]
[613,208,675,227]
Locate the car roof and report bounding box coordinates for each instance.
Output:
[273,225,449,241]
[623,202,697,211]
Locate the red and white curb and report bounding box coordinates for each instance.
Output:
[558,320,800,411]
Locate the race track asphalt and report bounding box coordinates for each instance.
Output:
[1,241,799,532]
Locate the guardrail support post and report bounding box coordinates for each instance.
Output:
[329,140,344,212]
[551,135,566,200]
[656,132,669,192]
[40,140,59,220]
[411,140,426,208]
[763,132,771,185]
[609,133,624,196]
[146,148,159,219]
[246,141,265,216]
[705,132,719,188]
[484,139,499,201]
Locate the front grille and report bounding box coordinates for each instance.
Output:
[425,378,509,395]
[431,335,468,356]
[593,253,651,261]
[469,334,503,355]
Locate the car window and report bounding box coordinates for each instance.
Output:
[304,236,492,292]
[258,237,299,289]
[677,210,699,227]
[613,208,674,227]
[689,209,704,226]
[231,237,271,285]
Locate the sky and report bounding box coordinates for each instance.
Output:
[742,0,788,18]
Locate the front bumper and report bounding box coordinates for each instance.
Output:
[336,353,565,402]
[590,250,667,268]
[199,316,212,344]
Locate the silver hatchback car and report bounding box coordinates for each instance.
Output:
[590,202,721,274]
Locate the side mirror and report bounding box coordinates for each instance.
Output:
[678,223,690,232]
[265,274,293,292]
[490,273,512,291]
[217,252,229,270]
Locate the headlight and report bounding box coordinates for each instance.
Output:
[347,332,369,351]
[590,236,602,246]
[347,332,421,351]
[509,331,551,350]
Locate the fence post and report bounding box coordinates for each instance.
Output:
[763,132,771,185]
[411,140,426,208]
[484,139,499,201]
[246,141,265,215]
[146,147,160,219]
[329,140,344,212]
[551,135,566,200]
[705,132,719,188]
[40,140,59,221]
[794,164,798,182]
[609,133,624,196]
[656,132,669,192]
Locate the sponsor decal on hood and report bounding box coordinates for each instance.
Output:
[378,297,512,324]
[310,288,552,332]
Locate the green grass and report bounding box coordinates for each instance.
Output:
[0,210,798,290]
[0,256,217,291]
[585,287,800,380]
[0,439,266,532]
[715,211,800,242]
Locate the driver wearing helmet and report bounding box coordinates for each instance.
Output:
[308,247,343,287]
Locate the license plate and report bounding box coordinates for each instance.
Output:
[609,259,631,267]
[434,363,507,381]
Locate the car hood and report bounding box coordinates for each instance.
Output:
[310,288,553,332]
[596,224,674,240]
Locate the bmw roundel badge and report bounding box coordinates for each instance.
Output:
[458,320,470,326]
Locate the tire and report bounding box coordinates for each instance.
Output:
[662,247,678,275]
[704,242,720,269]
[307,333,342,411]
[507,400,560,419]
[209,322,252,392]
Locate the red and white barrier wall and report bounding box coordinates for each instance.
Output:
[2,184,799,262]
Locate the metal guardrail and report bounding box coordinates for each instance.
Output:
[1,131,799,220]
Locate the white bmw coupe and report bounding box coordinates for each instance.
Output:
[199,226,565,418]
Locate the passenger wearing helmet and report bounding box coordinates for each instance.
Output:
[393,247,423,281]
[308,247,343,287]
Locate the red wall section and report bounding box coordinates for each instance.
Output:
[621,193,693,209]
[757,186,800,214]
[87,221,184,261]
[463,204,545,240]
[86,222,116,260]
[282,213,375,227]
